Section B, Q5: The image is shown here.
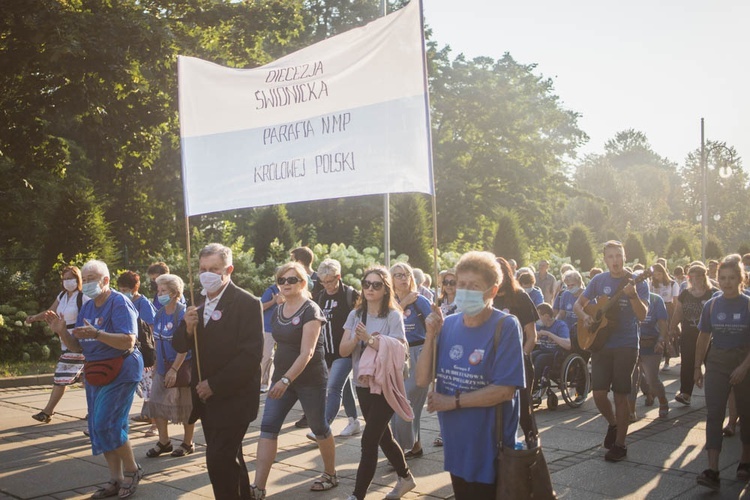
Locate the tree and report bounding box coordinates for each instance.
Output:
[664,234,694,261]
[252,205,297,263]
[493,209,527,266]
[566,224,595,270]
[391,194,432,271]
[624,233,648,266]
[705,236,724,261]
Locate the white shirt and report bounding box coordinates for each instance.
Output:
[56,291,90,351]
[202,280,230,327]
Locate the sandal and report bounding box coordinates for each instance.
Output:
[310,471,338,492]
[146,440,172,458]
[659,404,669,418]
[433,436,443,447]
[32,411,52,423]
[170,442,194,457]
[723,425,736,437]
[91,480,119,499]
[131,414,151,423]
[144,428,157,438]
[118,464,143,499]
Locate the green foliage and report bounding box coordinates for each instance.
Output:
[738,242,750,256]
[252,205,297,264]
[705,236,724,260]
[493,209,527,266]
[624,233,647,265]
[390,194,433,271]
[664,234,694,261]
[566,224,595,270]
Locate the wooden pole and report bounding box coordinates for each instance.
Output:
[184,215,202,382]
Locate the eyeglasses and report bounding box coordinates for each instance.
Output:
[362,280,384,290]
[442,279,456,286]
[392,273,410,280]
[320,278,338,286]
[277,276,302,285]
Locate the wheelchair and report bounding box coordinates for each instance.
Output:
[531,331,591,410]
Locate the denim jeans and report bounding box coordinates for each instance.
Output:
[325,357,357,422]
[704,347,750,450]
[260,382,331,439]
[391,344,429,450]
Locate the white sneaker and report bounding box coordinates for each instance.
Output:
[305,431,317,443]
[339,417,362,437]
[661,363,671,372]
[384,473,416,499]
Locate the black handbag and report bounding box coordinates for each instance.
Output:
[492,316,557,499]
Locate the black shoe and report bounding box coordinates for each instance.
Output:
[697,469,720,490]
[404,448,423,460]
[295,415,308,428]
[737,463,750,482]
[604,444,627,462]
[603,424,617,450]
[32,411,52,423]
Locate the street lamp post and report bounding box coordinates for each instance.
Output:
[699,118,735,261]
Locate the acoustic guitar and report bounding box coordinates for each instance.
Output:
[577,269,652,352]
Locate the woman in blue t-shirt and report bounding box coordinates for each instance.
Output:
[48,260,144,499]
[144,274,195,459]
[694,260,750,490]
[390,261,432,459]
[416,251,526,499]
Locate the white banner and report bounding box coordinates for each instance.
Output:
[179,0,433,217]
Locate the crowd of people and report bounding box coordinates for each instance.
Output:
[25,242,750,498]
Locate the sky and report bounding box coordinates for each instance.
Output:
[422,0,749,169]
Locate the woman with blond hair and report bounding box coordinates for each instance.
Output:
[250,263,336,498]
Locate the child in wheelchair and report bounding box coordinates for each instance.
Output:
[531,303,572,407]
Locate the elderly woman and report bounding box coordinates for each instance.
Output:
[416,251,525,498]
[144,274,195,459]
[694,260,750,490]
[306,258,361,441]
[26,265,90,423]
[250,263,336,498]
[390,262,433,459]
[47,260,143,499]
[340,266,414,500]
[555,270,584,336]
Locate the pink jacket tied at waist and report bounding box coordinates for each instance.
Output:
[357,335,414,422]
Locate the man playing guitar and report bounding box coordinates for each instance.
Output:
[574,240,649,462]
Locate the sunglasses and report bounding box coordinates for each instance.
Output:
[362,280,384,290]
[442,279,456,286]
[277,276,302,285]
[392,272,410,280]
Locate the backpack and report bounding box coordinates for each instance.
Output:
[58,290,84,311]
[137,318,156,368]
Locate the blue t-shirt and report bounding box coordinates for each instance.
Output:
[640,293,668,355]
[436,310,525,484]
[403,294,432,345]
[132,295,156,326]
[582,272,649,349]
[557,290,580,333]
[698,294,750,350]
[76,291,142,381]
[537,319,569,352]
[153,305,191,376]
[525,287,544,307]
[261,284,280,333]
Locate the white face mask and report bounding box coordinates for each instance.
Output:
[63,279,78,292]
[200,271,225,294]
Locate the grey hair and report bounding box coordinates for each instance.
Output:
[412,268,426,286]
[317,258,341,278]
[81,260,110,280]
[562,270,583,286]
[156,274,184,297]
[199,243,233,267]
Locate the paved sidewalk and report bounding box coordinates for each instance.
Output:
[1,361,749,499]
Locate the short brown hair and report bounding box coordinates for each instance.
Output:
[117,270,140,291]
[537,302,554,316]
[147,262,170,276]
[290,246,314,267]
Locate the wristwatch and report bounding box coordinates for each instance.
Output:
[367,336,375,346]
[281,376,291,386]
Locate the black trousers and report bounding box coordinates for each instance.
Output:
[450,473,496,500]
[679,328,699,396]
[353,387,409,499]
[203,421,251,500]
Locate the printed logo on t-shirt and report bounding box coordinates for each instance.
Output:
[95,317,103,326]
[166,322,173,330]
[734,313,741,320]
[603,286,612,295]
[566,303,572,310]
[718,312,727,321]
[449,345,464,361]
[468,349,484,365]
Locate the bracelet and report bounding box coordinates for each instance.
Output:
[94,329,101,339]
[455,390,461,410]
[170,366,178,373]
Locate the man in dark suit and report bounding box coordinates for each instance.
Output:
[173,243,264,499]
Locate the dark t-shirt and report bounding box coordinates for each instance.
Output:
[678,288,716,334]
[493,289,540,330]
[316,283,359,365]
[271,299,327,387]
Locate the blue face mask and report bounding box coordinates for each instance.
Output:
[454,288,489,316]
[122,291,134,300]
[157,294,171,306]
[82,281,103,299]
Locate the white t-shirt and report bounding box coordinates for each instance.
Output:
[56,291,90,351]
[653,281,677,304]
[343,308,405,388]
